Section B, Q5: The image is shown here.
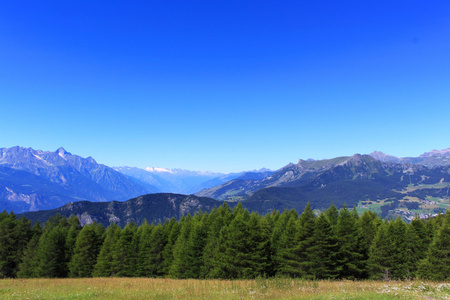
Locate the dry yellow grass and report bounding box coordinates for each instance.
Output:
[0,278,449,299]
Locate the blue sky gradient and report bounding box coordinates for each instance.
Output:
[1,1,450,172]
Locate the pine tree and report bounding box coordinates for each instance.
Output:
[325,204,339,226]
[93,223,121,277]
[144,223,167,277]
[274,215,299,276]
[111,222,138,277]
[161,218,180,276]
[183,212,210,278]
[17,222,42,278]
[0,212,34,278]
[334,205,363,279]
[68,222,104,278]
[64,215,81,270]
[35,224,70,277]
[388,217,409,279]
[418,210,450,280]
[291,203,316,278]
[309,213,338,279]
[137,220,154,276]
[212,208,266,279]
[404,218,429,278]
[276,203,316,278]
[201,204,232,278]
[368,220,392,279]
[169,214,193,278]
[357,210,381,278]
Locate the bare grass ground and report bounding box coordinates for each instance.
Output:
[1,278,450,299]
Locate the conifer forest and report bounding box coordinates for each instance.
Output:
[1,203,449,281]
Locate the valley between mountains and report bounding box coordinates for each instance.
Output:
[1,146,450,225]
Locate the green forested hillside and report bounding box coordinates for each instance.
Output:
[18,193,221,227]
[2,203,449,280]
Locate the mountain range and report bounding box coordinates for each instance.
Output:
[113,166,248,195]
[0,147,157,213]
[196,150,450,216]
[0,146,271,213]
[2,146,450,220]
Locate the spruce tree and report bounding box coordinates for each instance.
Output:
[93,223,121,277]
[274,215,300,276]
[17,221,42,278]
[0,212,33,278]
[334,205,363,279]
[325,204,339,226]
[404,218,429,278]
[169,214,193,278]
[276,203,316,278]
[137,220,154,276]
[111,222,138,277]
[35,224,70,277]
[212,208,266,279]
[368,220,392,280]
[291,203,316,278]
[161,218,180,275]
[201,204,232,278]
[357,210,381,278]
[183,212,210,278]
[387,217,409,279]
[418,211,450,280]
[309,213,338,279]
[144,223,167,277]
[68,223,104,277]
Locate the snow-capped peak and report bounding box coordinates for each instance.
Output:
[145,167,173,173]
[56,147,71,159]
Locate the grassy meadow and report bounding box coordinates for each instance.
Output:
[1,278,449,299]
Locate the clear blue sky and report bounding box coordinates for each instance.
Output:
[1,1,449,172]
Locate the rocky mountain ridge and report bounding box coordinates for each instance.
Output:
[19,193,222,227]
[0,146,158,213]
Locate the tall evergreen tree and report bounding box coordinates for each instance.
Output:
[368,220,391,280]
[309,213,338,279]
[418,210,450,280]
[169,214,193,278]
[325,204,339,227]
[357,210,381,278]
[334,205,363,279]
[111,222,138,277]
[183,212,210,278]
[291,203,316,278]
[137,220,154,276]
[35,225,70,277]
[17,221,42,278]
[144,223,167,277]
[404,218,429,278]
[274,215,299,276]
[212,208,268,279]
[0,212,34,278]
[201,204,232,278]
[161,218,180,275]
[93,223,121,277]
[69,222,104,278]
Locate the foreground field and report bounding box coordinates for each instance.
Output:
[1,278,450,299]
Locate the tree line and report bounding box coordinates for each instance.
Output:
[0,203,449,280]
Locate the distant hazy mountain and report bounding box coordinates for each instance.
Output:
[19,193,222,227]
[0,146,158,213]
[370,148,450,167]
[114,166,260,194]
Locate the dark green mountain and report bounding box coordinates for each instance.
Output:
[198,154,450,216]
[18,193,222,227]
